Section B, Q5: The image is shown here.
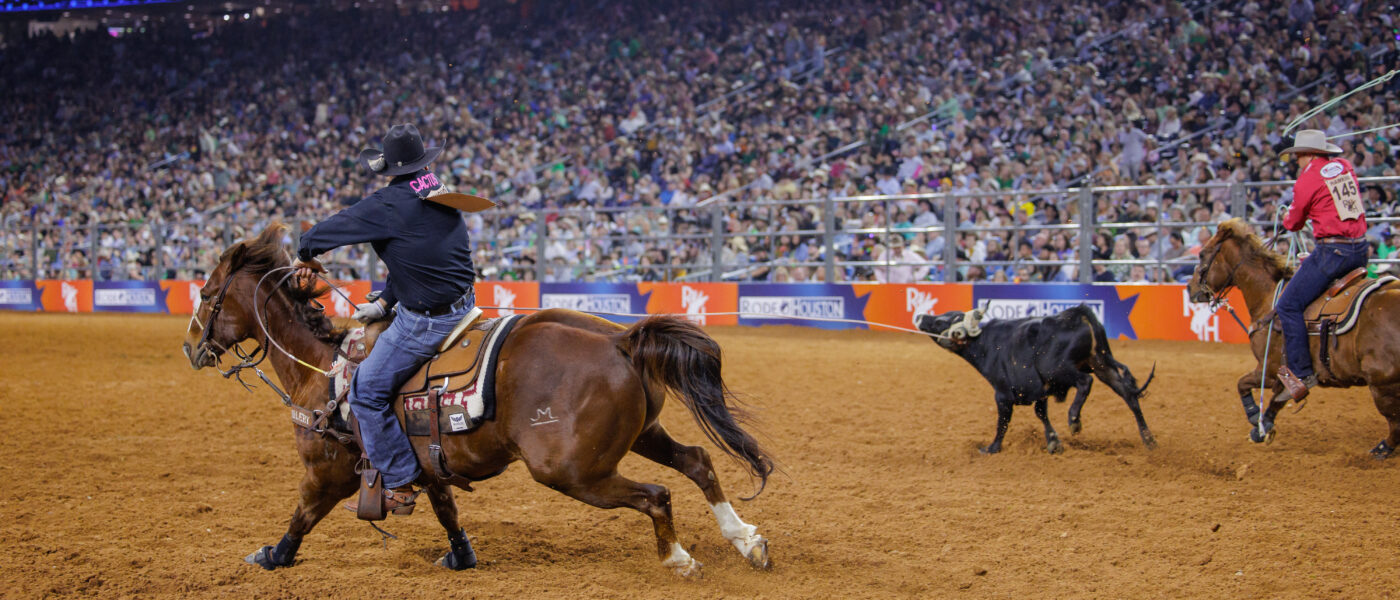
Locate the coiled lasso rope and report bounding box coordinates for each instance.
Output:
[1284,68,1398,140]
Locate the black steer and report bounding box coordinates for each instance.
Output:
[915,305,1156,454]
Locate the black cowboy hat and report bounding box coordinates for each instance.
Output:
[358,124,443,177]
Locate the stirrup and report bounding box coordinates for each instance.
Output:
[384,486,419,516]
[344,485,419,518]
[1276,366,1313,405]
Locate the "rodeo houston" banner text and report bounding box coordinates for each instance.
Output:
[0,280,1251,343]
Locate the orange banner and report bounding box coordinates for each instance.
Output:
[474,281,540,318]
[314,280,373,319]
[854,283,975,331]
[1125,285,1252,343]
[640,282,740,325]
[160,280,206,315]
[36,280,92,313]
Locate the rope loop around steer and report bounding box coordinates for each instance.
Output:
[945,308,986,340]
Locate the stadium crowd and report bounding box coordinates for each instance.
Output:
[2,0,1399,283]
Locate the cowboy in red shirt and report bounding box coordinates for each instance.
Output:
[1275,129,1369,403]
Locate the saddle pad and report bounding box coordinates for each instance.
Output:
[331,328,369,422]
[1313,275,1397,336]
[403,314,523,434]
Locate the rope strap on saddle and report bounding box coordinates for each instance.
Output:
[428,386,477,491]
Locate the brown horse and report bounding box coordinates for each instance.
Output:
[180,225,775,576]
[1187,218,1400,457]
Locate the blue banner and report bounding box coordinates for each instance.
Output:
[736,284,871,330]
[971,283,1140,339]
[0,280,41,311]
[539,283,653,324]
[92,281,168,313]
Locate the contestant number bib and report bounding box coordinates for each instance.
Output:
[1324,172,1363,221]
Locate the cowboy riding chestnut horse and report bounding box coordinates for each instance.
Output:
[182,230,775,575]
[1187,130,1400,457]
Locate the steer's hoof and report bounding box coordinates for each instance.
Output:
[1141,431,1158,450]
[1068,420,1083,435]
[1046,438,1064,454]
[978,444,1001,455]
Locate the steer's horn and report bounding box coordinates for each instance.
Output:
[963,308,986,337]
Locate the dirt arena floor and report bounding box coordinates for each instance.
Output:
[2,312,1399,599]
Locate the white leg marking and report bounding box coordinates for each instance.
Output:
[710,501,762,556]
[660,542,702,577]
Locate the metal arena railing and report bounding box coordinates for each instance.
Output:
[4,177,1399,284]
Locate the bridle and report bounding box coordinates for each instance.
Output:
[191,265,271,392]
[1192,237,1248,331]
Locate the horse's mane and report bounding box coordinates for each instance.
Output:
[223,224,347,346]
[1215,218,1296,279]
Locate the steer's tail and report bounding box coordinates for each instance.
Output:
[1076,305,1155,399]
[619,315,775,499]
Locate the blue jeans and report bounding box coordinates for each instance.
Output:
[350,294,474,488]
[1276,241,1370,379]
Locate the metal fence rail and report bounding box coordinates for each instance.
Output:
[4,177,1399,284]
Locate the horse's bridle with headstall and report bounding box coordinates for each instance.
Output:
[1194,230,1289,336]
[192,264,352,440]
[192,265,271,389]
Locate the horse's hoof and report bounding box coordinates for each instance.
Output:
[662,544,703,579]
[244,546,289,570]
[435,547,478,570]
[671,559,704,579]
[1141,432,1158,450]
[744,536,771,570]
[1046,438,1064,454]
[1068,420,1082,435]
[1370,440,1394,460]
[1250,426,1276,444]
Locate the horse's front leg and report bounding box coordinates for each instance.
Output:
[246,436,358,570]
[1249,380,1288,445]
[1237,369,1262,426]
[422,483,477,570]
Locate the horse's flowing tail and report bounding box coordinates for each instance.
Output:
[620,315,775,499]
[1080,305,1155,398]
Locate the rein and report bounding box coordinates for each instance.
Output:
[194,264,357,424]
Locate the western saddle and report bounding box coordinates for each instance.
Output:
[291,306,521,521]
[1256,268,1399,380]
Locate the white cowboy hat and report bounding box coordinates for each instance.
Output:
[1280,129,1343,155]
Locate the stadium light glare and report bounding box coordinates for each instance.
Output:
[222,13,228,20]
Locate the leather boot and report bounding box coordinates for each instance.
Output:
[1277,366,1318,406]
[344,485,419,517]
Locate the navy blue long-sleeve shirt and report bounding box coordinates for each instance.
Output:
[298,170,475,312]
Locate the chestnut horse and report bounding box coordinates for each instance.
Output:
[180,225,775,577]
[1187,218,1400,457]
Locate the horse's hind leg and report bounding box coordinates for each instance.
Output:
[246,460,358,570]
[1367,383,1400,459]
[422,484,477,570]
[631,424,770,569]
[1067,373,1093,434]
[555,473,701,578]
